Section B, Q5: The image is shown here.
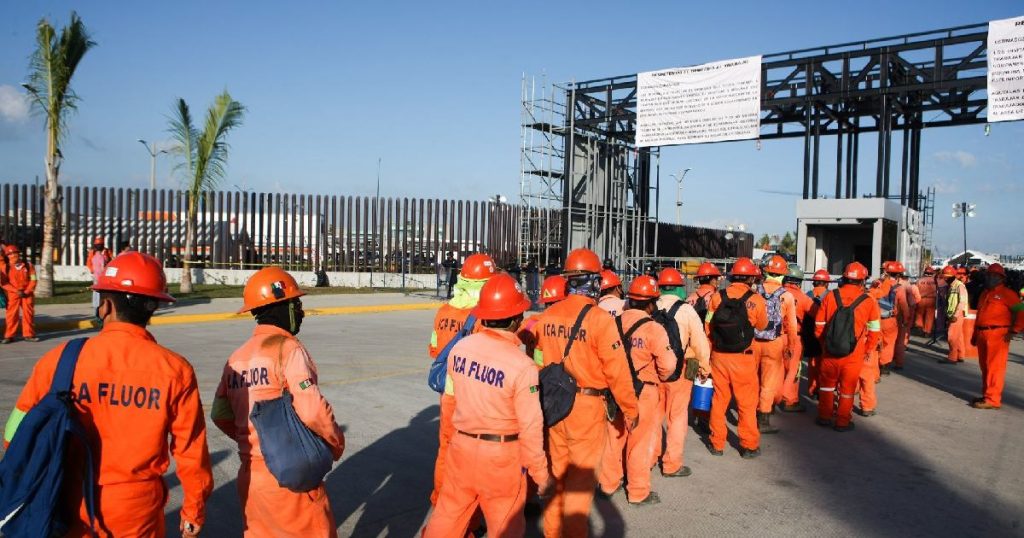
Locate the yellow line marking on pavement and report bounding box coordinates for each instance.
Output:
[318,367,424,387]
[35,302,443,332]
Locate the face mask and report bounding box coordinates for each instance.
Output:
[289,300,304,334]
[567,274,602,299]
[985,275,1001,289]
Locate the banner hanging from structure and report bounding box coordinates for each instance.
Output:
[988,15,1024,122]
[636,55,762,147]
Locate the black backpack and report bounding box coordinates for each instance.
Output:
[538,305,592,427]
[650,301,690,382]
[710,290,755,353]
[692,291,712,324]
[614,316,653,397]
[822,289,869,357]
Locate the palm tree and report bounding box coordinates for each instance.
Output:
[167,91,245,293]
[23,12,95,298]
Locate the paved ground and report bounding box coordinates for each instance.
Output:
[2,294,1023,537]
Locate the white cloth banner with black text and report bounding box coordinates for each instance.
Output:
[988,15,1024,122]
[636,55,762,147]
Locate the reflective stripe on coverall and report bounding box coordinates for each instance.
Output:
[814,286,882,426]
[753,279,799,413]
[4,322,213,536]
[534,294,638,538]
[212,324,345,537]
[597,309,677,502]
[973,285,1024,407]
[423,329,549,538]
[946,280,969,362]
[705,283,768,451]
[3,259,36,339]
[428,303,474,504]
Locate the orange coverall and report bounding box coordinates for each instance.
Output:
[916,276,937,334]
[654,295,709,474]
[597,295,626,317]
[753,279,799,413]
[946,279,970,362]
[428,303,475,505]
[685,283,718,425]
[3,258,37,339]
[598,309,677,502]
[892,282,913,368]
[806,285,829,395]
[705,283,768,452]
[4,322,213,536]
[814,286,881,427]
[972,285,1024,407]
[424,329,550,537]
[212,325,345,537]
[871,278,898,368]
[778,282,813,406]
[531,294,639,538]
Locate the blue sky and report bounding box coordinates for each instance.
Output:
[1,1,1021,256]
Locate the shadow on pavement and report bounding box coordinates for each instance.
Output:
[902,340,1022,411]
[165,449,238,535]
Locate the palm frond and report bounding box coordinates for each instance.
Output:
[25,11,95,144]
[193,90,245,194]
[167,98,197,187]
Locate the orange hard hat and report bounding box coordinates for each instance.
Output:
[956,267,968,276]
[765,255,788,275]
[887,261,906,275]
[627,275,660,300]
[4,244,19,255]
[881,261,892,273]
[812,269,831,283]
[843,262,869,280]
[599,269,622,290]
[540,275,568,304]
[474,274,531,320]
[93,236,104,246]
[563,248,601,274]
[987,263,1006,277]
[730,257,759,277]
[92,251,174,302]
[940,265,956,277]
[460,253,496,280]
[923,266,935,275]
[657,267,685,287]
[239,266,305,313]
[695,262,722,278]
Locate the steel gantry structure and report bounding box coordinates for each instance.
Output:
[519,22,991,267]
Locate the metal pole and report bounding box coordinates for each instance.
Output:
[962,203,968,261]
[149,145,157,190]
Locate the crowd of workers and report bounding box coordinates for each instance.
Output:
[1,242,1022,537]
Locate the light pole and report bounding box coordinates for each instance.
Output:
[138,139,167,190]
[669,168,692,226]
[952,202,975,265]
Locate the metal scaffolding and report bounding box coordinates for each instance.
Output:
[519,75,566,267]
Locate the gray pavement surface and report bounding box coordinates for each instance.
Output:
[2,294,1023,537]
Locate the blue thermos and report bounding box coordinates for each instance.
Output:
[692,376,713,412]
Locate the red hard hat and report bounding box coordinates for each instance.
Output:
[460,253,496,280]
[657,267,685,287]
[695,262,722,278]
[4,244,19,255]
[881,261,892,273]
[239,266,305,313]
[731,257,759,277]
[93,237,104,246]
[765,255,788,275]
[843,262,869,280]
[956,267,968,276]
[599,269,622,290]
[627,275,660,300]
[540,275,567,304]
[812,269,831,283]
[888,261,906,275]
[923,266,935,275]
[474,274,531,320]
[564,248,601,274]
[941,265,956,278]
[987,263,1006,277]
[92,251,174,302]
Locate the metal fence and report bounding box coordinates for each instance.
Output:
[0,183,522,273]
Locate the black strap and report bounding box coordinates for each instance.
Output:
[849,293,869,311]
[562,304,594,360]
[615,316,653,383]
[667,300,684,319]
[50,338,88,395]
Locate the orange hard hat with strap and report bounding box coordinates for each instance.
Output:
[599,269,621,290]
[474,274,531,320]
[843,262,869,280]
[765,255,788,275]
[657,267,685,287]
[627,275,660,300]
[460,253,496,280]
[695,262,722,278]
[812,269,831,283]
[563,248,602,275]
[888,261,906,275]
[730,257,759,277]
[239,266,305,313]
[92,251,175,302]
[940,265,956,278]
[540,275,568,304]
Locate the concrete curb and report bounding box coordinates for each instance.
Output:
[34,301,444,333]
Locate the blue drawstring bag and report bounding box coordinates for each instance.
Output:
[249,390,333,492]
[427,314,476,393]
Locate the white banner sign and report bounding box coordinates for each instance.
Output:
[988,15,1024,122]
[636,55,762,147]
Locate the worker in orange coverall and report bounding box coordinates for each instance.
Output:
[2,245,38,343]
[530,248,639,538]
[423,275,553,537]
[4,252,212,536]
[704,257,768,458]
[597,269,625,316]
[969,264,1024,410]
[212,266,345,536]
[426,253,496,504]
[776,266,812,412]
[805,270,831,396]
[751,255,799,434]
[916,267,938,335]
[686,261,722,435]
[598,276,679,504]
[814,262,881,431]
[940,265,969,364]
[870,262,898,376]
[653,267,710,477]
[886,262,913,371]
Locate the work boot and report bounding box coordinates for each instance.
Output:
[815,417,832,427]
[739,447,761,459]
[25,337,39,342]
[662,466,692,478]
[693,418,711,436]
[779,402,806,413]
[706,443,724,457]
[833,422,855,432]
[970,401,1001,410]
[880,364,892,376]
[596,484,622,499]
[628,492,662,506]
[855,407,876,417]
[756,412,779,434]
[0,338,11,344]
